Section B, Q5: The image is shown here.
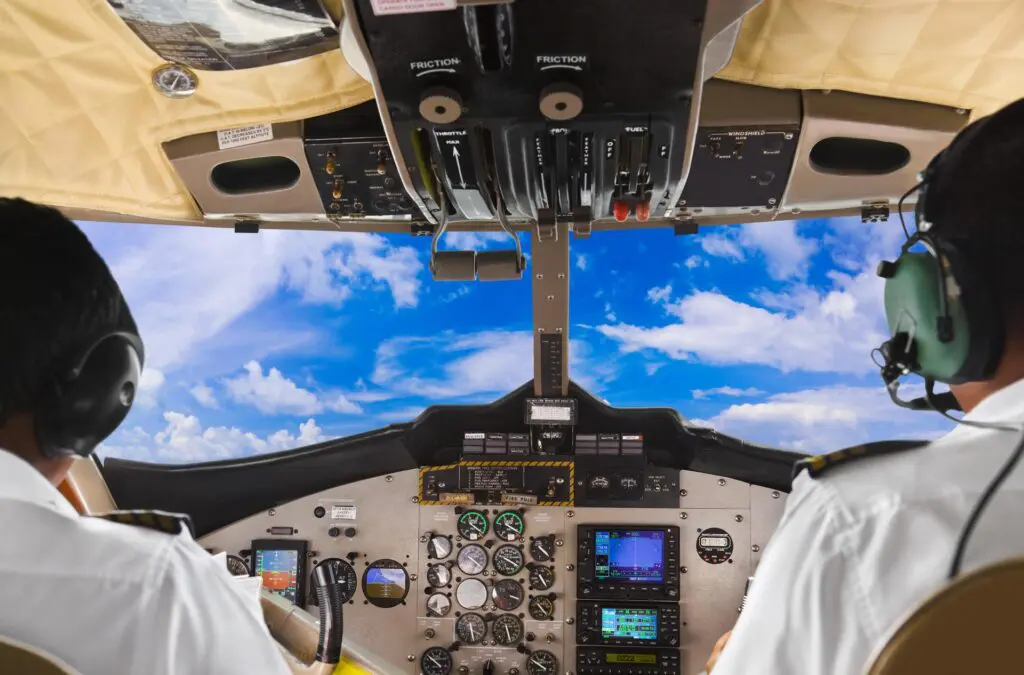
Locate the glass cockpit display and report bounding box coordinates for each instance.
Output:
[362,559,410,608]
[600,607,659,641]
[594,529,665,584]
[250,539,307,606]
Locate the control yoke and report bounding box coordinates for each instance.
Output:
[312,559,346,665]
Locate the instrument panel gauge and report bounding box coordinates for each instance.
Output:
[420,646,453,675]
[308,558,358,605]
[457,544,488,575]
[225,554,250,576]
[427,563,452,588]
[528,595,555,620]
[455,612,487,644]
[427,534,453,559]
[426,592,452,617]
[491,578,524,611]
[492,544,525,576]
[529,536,555,562]
[456,578,489,610]
[493,614,524,646]
[361,559,410,608]
[526,650,558,675]
[528,565,555,591]
[457,510,489,540]
[493,510,525,541]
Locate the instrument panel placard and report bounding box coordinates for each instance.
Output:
[419,460,573,505]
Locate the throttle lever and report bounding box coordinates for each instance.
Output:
[312,559,345,665]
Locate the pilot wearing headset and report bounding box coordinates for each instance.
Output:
[707,96,1024,674]
[0,199,292,674]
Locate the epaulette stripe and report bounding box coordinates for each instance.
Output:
[90,509,195,537]
[792,440,929,480]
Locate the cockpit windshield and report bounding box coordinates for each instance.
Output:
[83,214,953,466]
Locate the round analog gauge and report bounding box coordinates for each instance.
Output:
[456,510,489,540]
[526,650,558,675]
[420,646,453,675]
[361,559,410,608]
[528,565,555,591]
[309,558,358,605]
[427,535,453,560]
[455,612,487,644]
[152,64,198,98]
[457,544,488,575]
[427,563,452,588]
[455,578,489,610]
[491,578,524,611]
[529,536,555,563]
[492,544,525,576]
[426,592,452,617]
[493,511,525,541]
[696,527,734,565]
[528,595,555,621]
[492,614,524,646]
[225,554,250,576]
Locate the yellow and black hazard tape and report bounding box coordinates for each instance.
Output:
[416,460,575,506]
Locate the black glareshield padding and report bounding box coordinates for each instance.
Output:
[313,561,345,664]
[35,331,144,459]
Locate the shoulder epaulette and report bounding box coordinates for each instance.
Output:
[90,509,195,537]
[792,440,930,480]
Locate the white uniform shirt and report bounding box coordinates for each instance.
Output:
[713,378,1024,675]
[0,449,292,675]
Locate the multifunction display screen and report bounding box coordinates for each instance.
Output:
[594,529,666,584]
[600,607,659,641]
[255,549,300,603]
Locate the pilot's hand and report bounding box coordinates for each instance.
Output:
[705,630,732,673]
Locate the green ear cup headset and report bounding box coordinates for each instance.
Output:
[874,112,1005,411]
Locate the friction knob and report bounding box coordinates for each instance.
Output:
[539,83,584,121]
[420,87,463,124]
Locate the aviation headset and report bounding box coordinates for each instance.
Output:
[874,98,1024,578]
[3,295,145,461]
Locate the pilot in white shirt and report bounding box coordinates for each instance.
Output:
[0,198,291,674]
[709,97,1024,675]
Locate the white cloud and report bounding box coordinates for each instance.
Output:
[443,285,471,303]
[370,329,618,399]
[699,221,818,280]
[692,386,766,400]
[376,405,427,422]
[136,368,165,409]
[79,223,423,376]
[696,384,953,452]
[604,303,616,322]
[224,361,364,416]
[189,383,219,409]
[646,285,672,304]
[98,413,329,464]
[576,254,589,271]
[442,231,510,250]
[683,255,706,269]
[644,362,665,376]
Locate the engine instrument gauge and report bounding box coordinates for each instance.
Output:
[457,510,489,540]
[456,578,489,609]
[491,578,524,611]
[361,559,409,608]
[225,554,250,576]
[529,536,555,563]
[457,544,488,575]
[427,534,453,559]
[493,511,525,541]
[493,614,524,646]
[308,558,358,605]
[528,595,555,620]
[420,646,453,675]
[492,544,525,576]
[526,650,558,675]
[426,592,452,617]
[528,565,555,591]
[455,612,487,644]
[427,563,452,588]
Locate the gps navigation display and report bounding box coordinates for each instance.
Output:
[594,529,665,584]
[251,539,307,606]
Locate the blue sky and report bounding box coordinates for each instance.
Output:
[81,215,954,464]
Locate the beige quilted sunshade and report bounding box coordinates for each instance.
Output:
[718,0,1024,119]
[2,0,1023,223]
[0,0,372,222]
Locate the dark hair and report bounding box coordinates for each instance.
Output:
[925,98,1024,332]
[0,198,138,420]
